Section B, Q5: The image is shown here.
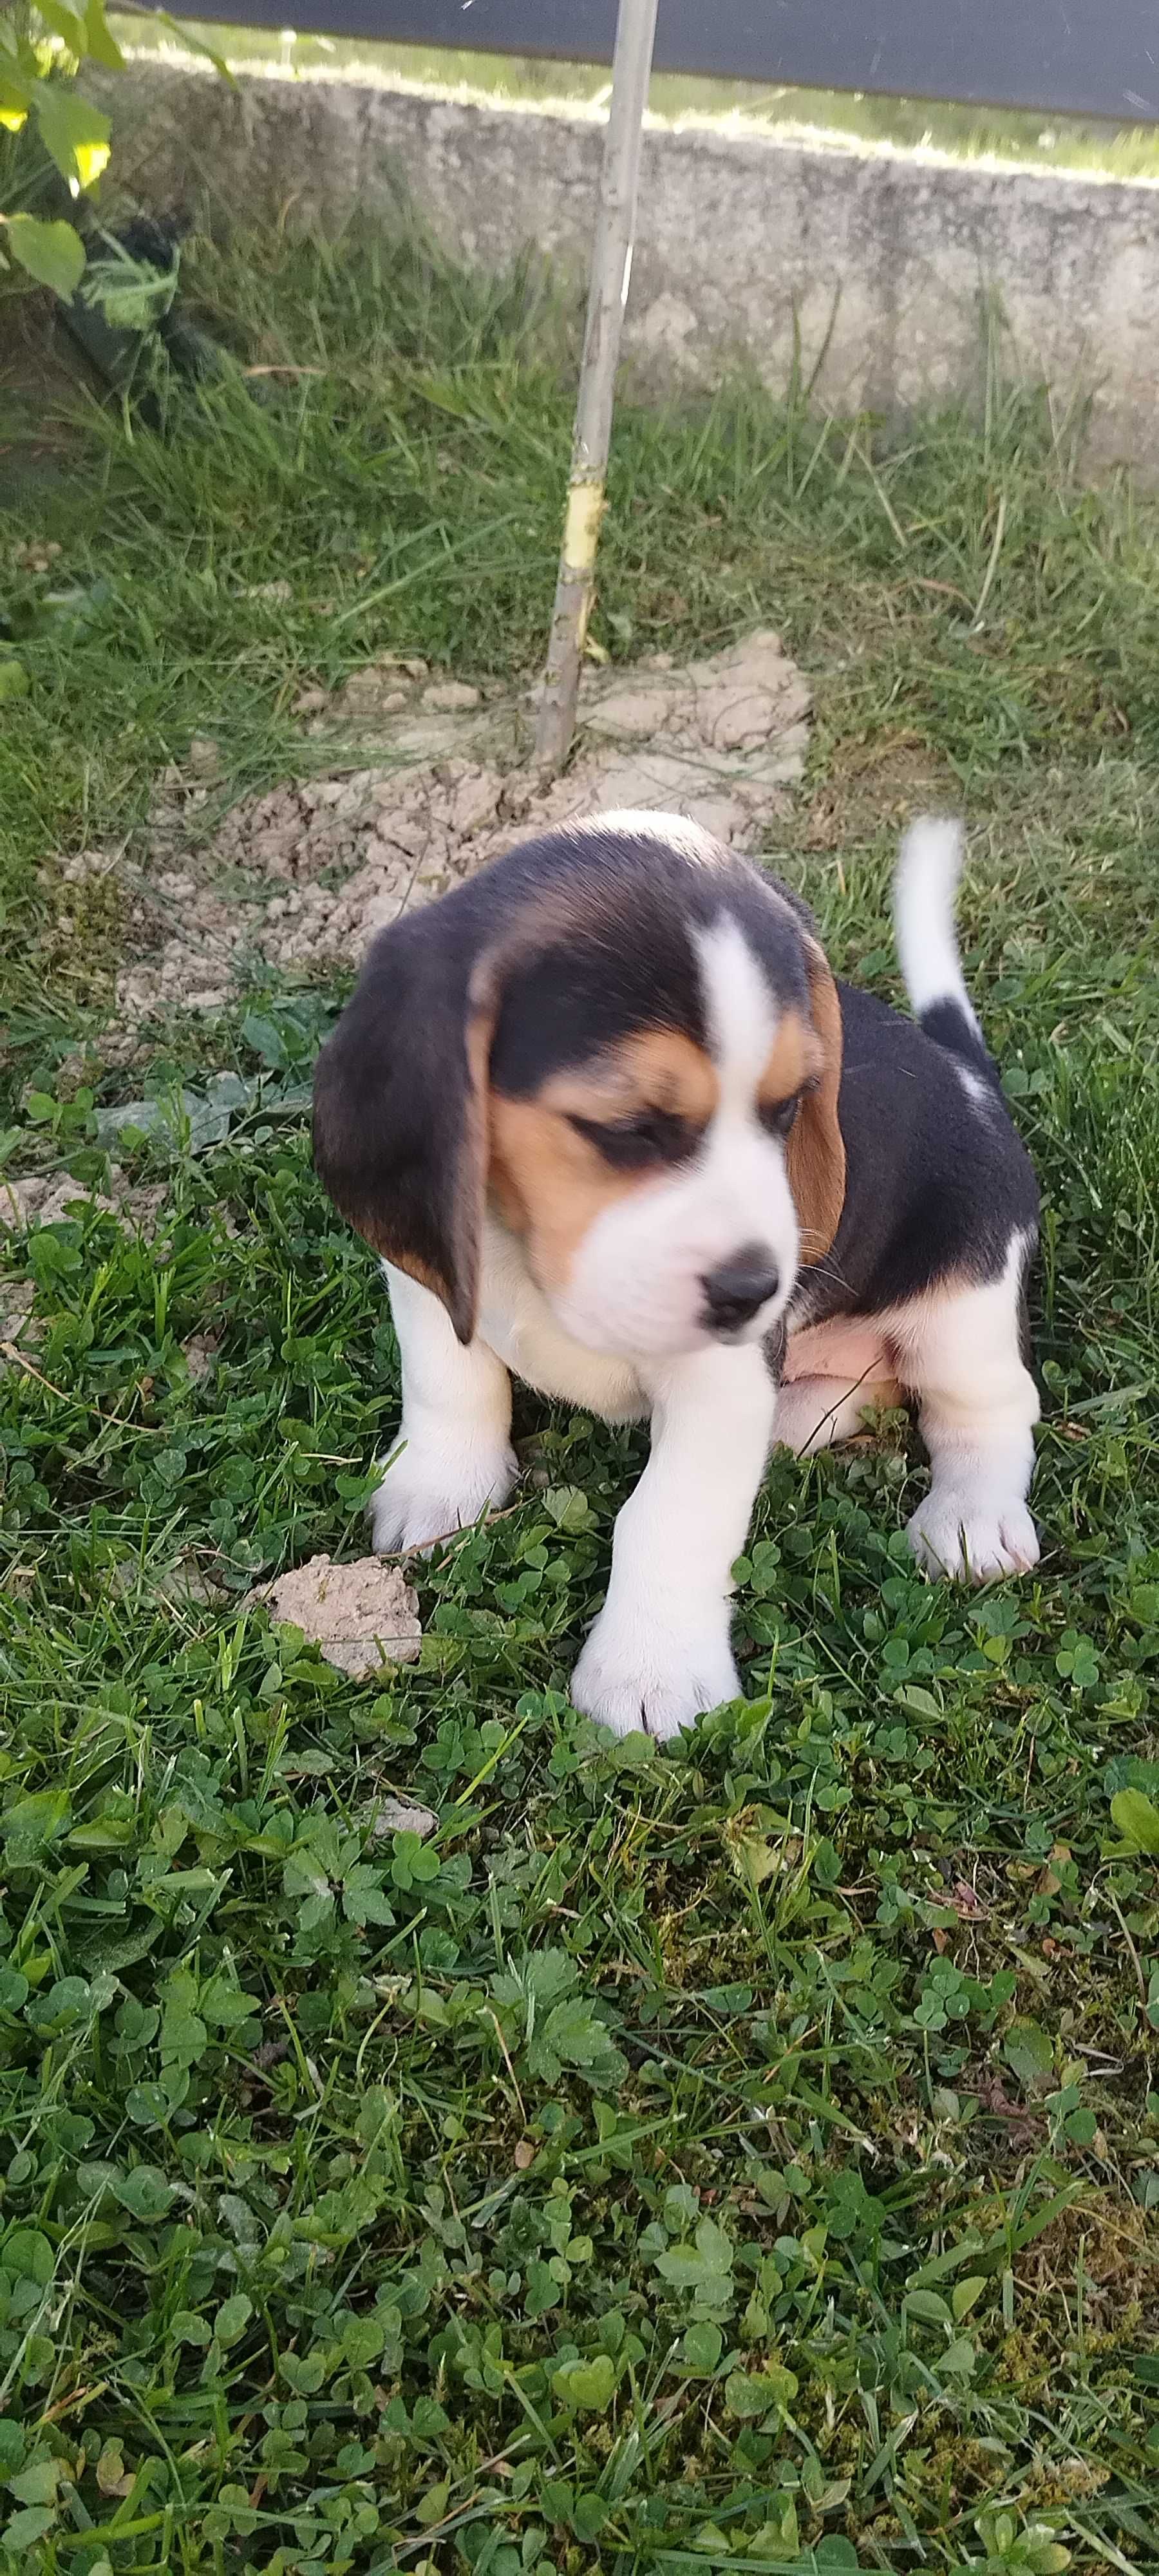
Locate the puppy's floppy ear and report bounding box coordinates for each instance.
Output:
[787,937,846,1264]
[313,909,497,1344]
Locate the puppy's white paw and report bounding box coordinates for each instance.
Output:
[570,1595,740,1742]
[369,1434,517,1555]
[907,1493,1039,1583]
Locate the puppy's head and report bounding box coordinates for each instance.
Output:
[314,815,845,1359]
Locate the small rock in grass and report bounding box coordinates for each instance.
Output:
[182,1331,220,1382]
[0,1173,116,1229]
[250,1553,421,1678]
[372,1795,438,1839]
[0,1169,167,1240]
[422,681,480,712]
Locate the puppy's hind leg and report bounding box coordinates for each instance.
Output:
[898,1235,1039,1581]
[774,1374,903,1456]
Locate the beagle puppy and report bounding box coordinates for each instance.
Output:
[314,812,1040,1739]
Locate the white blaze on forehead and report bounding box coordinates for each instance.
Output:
[693,913,779,1106]
[548,905,801,1361]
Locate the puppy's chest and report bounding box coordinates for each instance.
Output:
[476,1219,649,1421]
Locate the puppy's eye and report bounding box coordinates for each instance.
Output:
[760,1092,801,1139]
[567,1108,697,1170]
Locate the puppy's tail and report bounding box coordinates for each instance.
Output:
[894,817,996,1084]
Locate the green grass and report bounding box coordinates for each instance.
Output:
[1,223,1158,2575]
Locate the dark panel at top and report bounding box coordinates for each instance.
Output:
[180,0,1159,124]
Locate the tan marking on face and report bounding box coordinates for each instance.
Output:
[756,1007,822,1112]
[487,1030,718,1291]
[488,1097,643,1290]
[545,1028,719,1126]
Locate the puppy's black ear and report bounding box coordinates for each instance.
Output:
[313,909,496,1344]
[786,936,846,1265]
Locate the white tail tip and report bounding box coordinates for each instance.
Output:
[894,815,979,1029]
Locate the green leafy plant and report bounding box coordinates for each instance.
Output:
[0,1,225,301]
[1,3,118,296]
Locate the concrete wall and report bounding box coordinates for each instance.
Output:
[104,59,1159,468]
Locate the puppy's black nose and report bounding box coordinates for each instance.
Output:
[701,1244,780,1334]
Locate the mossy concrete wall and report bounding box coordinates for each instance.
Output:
[104,59,1159,468]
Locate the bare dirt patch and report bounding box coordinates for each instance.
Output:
[801,730,955,855]
[114,632,811,1021]
[0,1168,168,1238]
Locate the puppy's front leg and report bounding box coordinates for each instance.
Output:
[570,1343,777,1741]
[370,1264,518,1553]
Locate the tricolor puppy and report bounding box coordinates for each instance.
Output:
[314,812,1040,1739]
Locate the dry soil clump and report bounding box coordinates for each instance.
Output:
[249,1553,422,1680]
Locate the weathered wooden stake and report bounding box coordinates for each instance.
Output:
[534,0,659,773]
